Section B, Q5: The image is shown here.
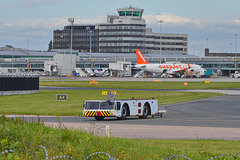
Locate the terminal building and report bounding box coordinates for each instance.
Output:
[53,25,99,53]
[53,6,188,55]
[146,29,188,55]
[0,46,239,77]
[205,48,240,57]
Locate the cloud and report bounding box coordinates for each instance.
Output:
[0,16,105,30]
[0,15,106,50]
[3,23,14,28]
[142,12,240,56]
[143,12,240,36]
[0,0,64,9]
[0,16,106,49]
[143,13,209,29]
[3,11,232,34]
[20,0,63,8]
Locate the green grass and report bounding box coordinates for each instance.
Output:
[0,90,222,116]
[1,81,239,159]
[40,81,240,90]
[0,116,240,160]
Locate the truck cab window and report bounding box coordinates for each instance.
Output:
[117,102,121,110]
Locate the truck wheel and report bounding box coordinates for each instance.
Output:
[139,104,149,119]
[120,105,128,120]
[95,116,104,121]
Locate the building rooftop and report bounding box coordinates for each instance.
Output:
[0,49,198,58]
[78,52,198,58]
[0,50,56,57]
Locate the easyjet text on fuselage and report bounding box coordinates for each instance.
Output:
[159,64,193,70]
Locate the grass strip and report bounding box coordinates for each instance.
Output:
[0,90,222,116]
[40,81,240,90]
[0,116,240,160]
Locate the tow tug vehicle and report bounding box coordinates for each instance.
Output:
[83,91,166,121]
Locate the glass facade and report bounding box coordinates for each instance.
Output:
[145,34,188,54]
[53,25,99,52]
[0,62,44,70]
[118,11,143,17]
[118,11,125,16]
[99,24,146,53]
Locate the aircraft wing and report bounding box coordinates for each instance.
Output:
[135,64,146,69]
[139,65,146,68]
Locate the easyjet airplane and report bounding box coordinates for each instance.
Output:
[135,49,205,75]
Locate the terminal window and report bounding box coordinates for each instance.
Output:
[133,12,140,16]
[126,11,132,16]
[118,11,125,16]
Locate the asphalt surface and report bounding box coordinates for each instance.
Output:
[38,85,240,127]
[8,77,240,139]
[10,95,240,128]
[160,95,240,128]
[7,94,240,140]
[39,83,240,129]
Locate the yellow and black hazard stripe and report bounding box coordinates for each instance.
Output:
[83,111,114,117]
[83,111,95,117]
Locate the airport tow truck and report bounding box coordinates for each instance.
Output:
[83,92,166,120]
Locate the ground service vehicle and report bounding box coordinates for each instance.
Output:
[83,93,164,120]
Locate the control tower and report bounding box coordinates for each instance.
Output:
[107,5,145,25]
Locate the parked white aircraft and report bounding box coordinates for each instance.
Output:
[134,49,205,77]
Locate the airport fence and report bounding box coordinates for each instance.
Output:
[1,145,240,160]
[0,75,39,91]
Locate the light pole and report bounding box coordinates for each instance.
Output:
[60,35,63,48]
[89,30,92,58]
[159,20,164,59]
[230,42,232,53]
[68,18,74,74]
[234,34,237,57]
[12,54,13,69]
[87,27,93,59]
[27,38,29,50]
[206,38,208,48]
[234,34,238,69]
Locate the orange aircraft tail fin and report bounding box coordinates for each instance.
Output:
[136,49,149,64]
[187,62,190,69]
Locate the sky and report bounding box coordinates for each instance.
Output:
[1,0,240,57]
